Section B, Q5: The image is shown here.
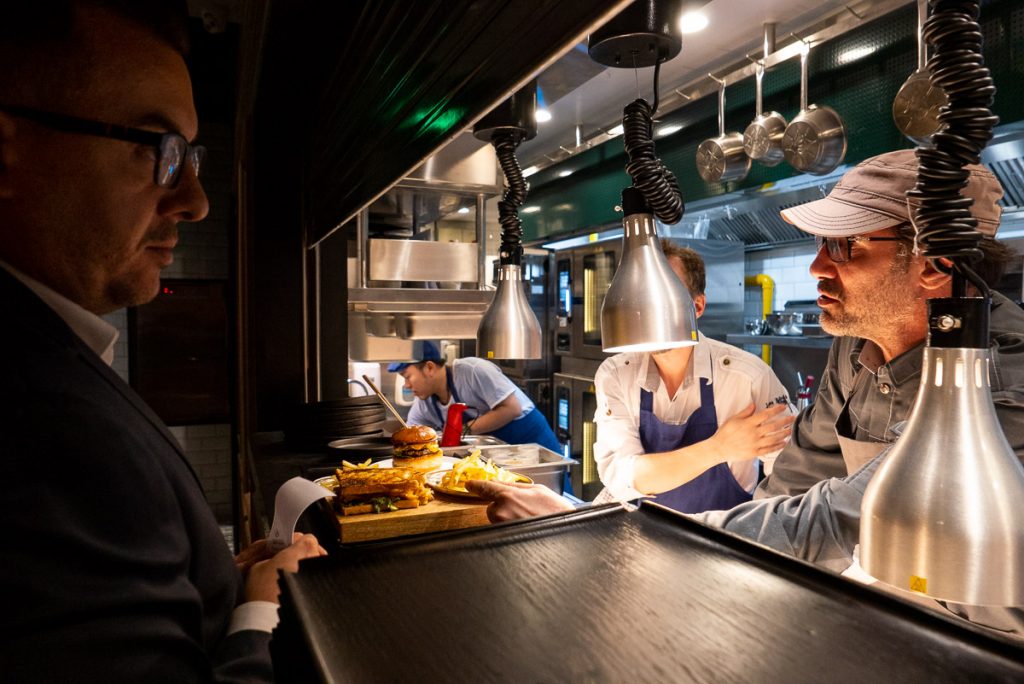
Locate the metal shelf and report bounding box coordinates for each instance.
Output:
[727,334,834,349]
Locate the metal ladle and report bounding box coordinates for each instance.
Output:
[892,0,948,145]
[362,374,408,428]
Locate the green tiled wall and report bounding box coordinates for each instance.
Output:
[523,0,1023,242]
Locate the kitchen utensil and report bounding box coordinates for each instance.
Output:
[363,374,408,428]
[765,312,803,335]
[892,0,947,145]
[744,317,766,335]
[743,62,787,166]
[782,44,847,175]
[696,77,751,183]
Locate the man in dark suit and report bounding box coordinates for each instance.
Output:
[0,2,324,681]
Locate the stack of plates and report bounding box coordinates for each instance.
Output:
[285,396,388,451]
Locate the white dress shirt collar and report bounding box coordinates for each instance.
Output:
[0,260,119,366]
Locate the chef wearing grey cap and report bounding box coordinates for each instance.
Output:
[467,149,1024,636]
[757,148,1024,498]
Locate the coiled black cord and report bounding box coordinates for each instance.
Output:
[906,0,998,293]
[622,57,684,225]
[492,131,528,265]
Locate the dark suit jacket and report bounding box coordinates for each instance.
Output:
[0,268,272,683]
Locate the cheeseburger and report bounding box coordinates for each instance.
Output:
[391,425,443,471]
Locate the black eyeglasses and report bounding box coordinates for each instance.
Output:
[815,235,906,263]
[0,104,205,188]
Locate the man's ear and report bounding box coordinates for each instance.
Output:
[692,293,707,319]
[0,112,18,198]
[920,257,953,292]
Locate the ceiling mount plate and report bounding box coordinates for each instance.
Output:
[588,0,683,68]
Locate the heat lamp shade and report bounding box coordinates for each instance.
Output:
[601,212,698,353]
[860,346,1024,606]
[477,264,542,360]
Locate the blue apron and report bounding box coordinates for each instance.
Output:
[643,378,752,514]
[429,367,562,455]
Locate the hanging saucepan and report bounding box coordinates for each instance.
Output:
[696,77,751,183]
[743,61,787,166]
[892,0,948,145]
[782,44,847,176]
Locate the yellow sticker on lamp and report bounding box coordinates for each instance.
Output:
[691,331,698,340]
[486,351,494,359]
[588,233,598,242]
[909,575,928,593]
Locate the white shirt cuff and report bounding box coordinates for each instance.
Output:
[227,600,280,635]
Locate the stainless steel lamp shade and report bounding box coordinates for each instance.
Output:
[477,263,542,359]
[861,342,1024,605]
[600,209,698,353]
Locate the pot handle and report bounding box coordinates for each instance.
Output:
[710,74,726,137]
[915,0,927,71]
[754,62,764,117]
[798,43,809,112]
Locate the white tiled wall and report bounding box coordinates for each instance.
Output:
[168,424,234,521]
[101,121,235,524]
[743,241,819,318]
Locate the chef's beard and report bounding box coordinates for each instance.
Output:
[818,255,917,339]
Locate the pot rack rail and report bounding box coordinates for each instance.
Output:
[530,0,910,175]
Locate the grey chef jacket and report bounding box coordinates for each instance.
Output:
[757,291,1024,498]
[699,452,1024,637]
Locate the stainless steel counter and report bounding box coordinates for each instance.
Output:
[727,333,835,349]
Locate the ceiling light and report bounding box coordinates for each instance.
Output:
[657,124,682,137]
[558,169,574,177]
[679,11,708,34]
[521,205,541,214]
[457,207,470,214]
[522,165,539,177]
[535,108,552,123]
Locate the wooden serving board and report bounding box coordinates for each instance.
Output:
[335,495,490,543]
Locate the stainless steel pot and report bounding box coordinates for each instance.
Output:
[743,62,787,166]
[782,45,847,176]
[696,78,750,183]
[892,0,947,145]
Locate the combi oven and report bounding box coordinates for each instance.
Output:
[554,243,619,362]
[553,371,602,501]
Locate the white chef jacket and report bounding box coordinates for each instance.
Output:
[594,332,795,502]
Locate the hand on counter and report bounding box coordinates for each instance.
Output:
[239,533,327,604]
[465,480,573,522]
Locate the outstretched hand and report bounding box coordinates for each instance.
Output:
[464,480,573,523]
[240,533,327,604]
[708,402,795,460]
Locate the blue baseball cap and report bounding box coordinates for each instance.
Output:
[387,340,442,373]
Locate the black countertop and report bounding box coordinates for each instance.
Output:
[271,502,1024,683]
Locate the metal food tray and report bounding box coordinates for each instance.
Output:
[274,503,1024,683]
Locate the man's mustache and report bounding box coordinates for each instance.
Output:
[817,280,842,299]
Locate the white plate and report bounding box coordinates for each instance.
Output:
[424,469,532,498]
[373,455,463,470]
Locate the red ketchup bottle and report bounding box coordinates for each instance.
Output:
[441,402,468,447]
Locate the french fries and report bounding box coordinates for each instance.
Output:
[341,458,377,469]
[440,450,524,490]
